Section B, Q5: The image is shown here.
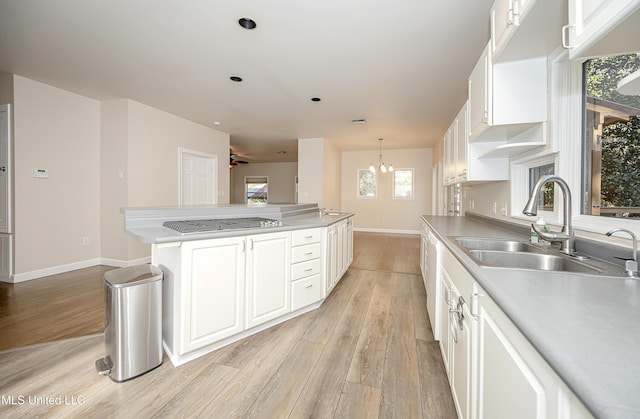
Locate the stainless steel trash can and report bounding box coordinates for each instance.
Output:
[95,265,163,382]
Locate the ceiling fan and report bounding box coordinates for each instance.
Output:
[230,150,249,168]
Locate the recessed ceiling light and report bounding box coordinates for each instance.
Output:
[238,18,257,30]
[310,97,321,102]
[230,76,243,82]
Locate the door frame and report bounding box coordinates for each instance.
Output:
[178,147,218,205]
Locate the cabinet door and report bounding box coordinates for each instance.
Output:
[468,43,491,142]
[246,231,291,328]
[447,276,474,419]
[181,237,245,354]
[439,271,452,378]
[455,102,468,182]
[346,217,353,266]
[325,225,337,296]
[477,295,547,419]
[567,0,640,58]
[443,125,455,185]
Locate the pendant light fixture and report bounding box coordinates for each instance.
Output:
[369,138,393,173]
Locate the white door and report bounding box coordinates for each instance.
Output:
[180,148,217,205]
[0,104,10,233]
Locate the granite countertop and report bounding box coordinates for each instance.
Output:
[422,214,640,419]
[121,203,354,244]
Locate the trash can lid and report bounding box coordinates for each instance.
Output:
[105,265,163,288]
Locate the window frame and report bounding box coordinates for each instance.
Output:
[357,169,377,199]
[511,49,640,237]
[392,168,415,200]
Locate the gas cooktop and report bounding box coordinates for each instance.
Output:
[162,217,283,234]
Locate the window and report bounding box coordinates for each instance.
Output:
[529,163,555,212]
[357,169,377,198]
[393,169,414,199]
[582,53,640,219]
[245,176,268,204]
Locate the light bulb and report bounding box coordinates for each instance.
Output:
[369,164,375,173]
[380,163,387,173]
[389,164,394,172]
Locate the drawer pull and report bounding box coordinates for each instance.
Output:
[304,268,313,272]
[305,235,314,239]
[305,284,314,288]
[304,252,314,256]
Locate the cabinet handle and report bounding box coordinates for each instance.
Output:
[304,252,314,256]
[482,110,488,124]
[305,284,314,288]
[304,268,313,272]
[305,235,314,239]
[471,292,483,318]
[249,239,254,250]
[561,24,574,49]
[242,240,246,253]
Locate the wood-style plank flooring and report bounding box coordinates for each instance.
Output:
[0,232,456,418]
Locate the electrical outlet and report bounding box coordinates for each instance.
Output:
[501,203,508,216]
[469,199,475,210]
[82,237,90,246]
[492,202,497,214]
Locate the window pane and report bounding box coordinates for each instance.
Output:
[529,163,554,212]
[358,169,377,198]
[246,178,268,204]
[393,169,414,198]
[582,53,640,218]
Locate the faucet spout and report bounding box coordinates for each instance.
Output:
[522,175,575,254]
[605,228,639,277]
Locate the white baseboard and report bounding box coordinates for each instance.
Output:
[354,227,420,235]
[8,256,152,283]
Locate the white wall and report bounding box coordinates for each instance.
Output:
[102,99,230,263]
[13,76,101,277]
[230,162,298,204]
[298,138,324,206]
[341,148,432,233]
[323,140,342,211]
[8,77,231,280]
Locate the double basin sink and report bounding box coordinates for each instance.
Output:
[451,237,621,276]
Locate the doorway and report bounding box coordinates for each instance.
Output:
[179,148,217,205]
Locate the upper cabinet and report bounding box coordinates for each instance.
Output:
[491,0,567,63]
[467,41,547,152]
[564,0,640,59]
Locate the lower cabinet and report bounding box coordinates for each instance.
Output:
[156,217,354,366]
[324,217,353,296]
[179,237,246,354]
[438,245,594,419]
[245,232,291,329]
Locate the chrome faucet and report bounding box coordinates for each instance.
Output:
[522,175,575,255]
[605,228,639,277]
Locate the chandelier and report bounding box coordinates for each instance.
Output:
[369,138,393,173]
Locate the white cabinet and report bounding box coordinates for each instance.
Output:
[245,231,291,329]
[291,228,322,311]
[435,243,594,419]
[324,217,353,296]
[178,237,246,354]
[467,41,547,152]
[468,43,492,142]
[565,0,640,59]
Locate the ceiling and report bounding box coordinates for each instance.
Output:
[0,0,493,163]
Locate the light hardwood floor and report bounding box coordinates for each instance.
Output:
[0,232,456,418]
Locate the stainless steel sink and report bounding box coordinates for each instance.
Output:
[453,237,542,253]
[468,250,603,274]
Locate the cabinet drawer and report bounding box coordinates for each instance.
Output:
[291,275,322,311]
[292,258,321,281]
[292,243,322,263]
[292,228,321,246]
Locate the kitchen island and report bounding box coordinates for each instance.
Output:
[422,213,640,419]
[123,203,354,366]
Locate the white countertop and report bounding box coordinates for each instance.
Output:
[422,214,640,419]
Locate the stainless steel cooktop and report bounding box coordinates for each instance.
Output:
[162,217,283,234]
